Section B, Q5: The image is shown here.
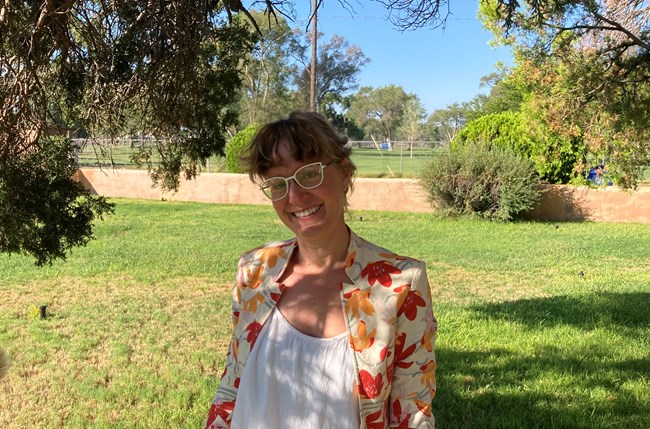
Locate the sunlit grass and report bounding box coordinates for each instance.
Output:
[1,199,649,428]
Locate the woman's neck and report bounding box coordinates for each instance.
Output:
[294,226,350,273]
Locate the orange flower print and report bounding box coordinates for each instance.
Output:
[420,360,436,389]
[397,290,426,321]
[394,284,409,307]
[350,320,376,351]
[204,399,235,429]
[244,265,264,289]
[359,369,383,399]
[258,247,287,268]
[245,321,263,344]
[422,327,435,352]
[415,398,433,416]
[361,261,401,287]
[344,288,375,318]
[345,250,356,268]
[378,251,406,261]
[243,292,265,313]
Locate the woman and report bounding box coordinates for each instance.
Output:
[205,111,437,429]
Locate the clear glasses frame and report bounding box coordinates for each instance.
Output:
[259,161,335,201]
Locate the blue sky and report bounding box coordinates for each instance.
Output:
[291,1,513,114]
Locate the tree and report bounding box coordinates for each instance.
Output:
[454,111,587,184]
[1,2,256,264]
[236,11,301,128]
[293,34,370,113]
[479,0,650,187]
[475,67,524,115]
[397,96,427,156]
[348,85,410,141]
[426,103,470,143]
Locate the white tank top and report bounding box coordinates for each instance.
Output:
[230,307,360,429]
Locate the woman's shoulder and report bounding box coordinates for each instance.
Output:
[239,237,297,263]
[348,232,426,291]
[350,230,423,267]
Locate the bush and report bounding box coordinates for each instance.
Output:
[453,111,533,156]
[419,144,542,221]
[454,111,585,184]
[225,124,259,173]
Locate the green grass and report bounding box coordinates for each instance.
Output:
[350,146,443,177]
[1,199,649,428]
[77,142,650,184]
[75,142,444,177]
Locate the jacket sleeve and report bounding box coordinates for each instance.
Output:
[390,260,437,428]
[204,256,247,429]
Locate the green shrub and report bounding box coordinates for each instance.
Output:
[453,111,533,156]
[419,144,542,221]
[225,124,259,173]
[454,111,585,184]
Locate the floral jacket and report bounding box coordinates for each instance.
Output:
[205,229,437,429]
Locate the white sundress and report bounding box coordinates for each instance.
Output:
[230,307,360,429]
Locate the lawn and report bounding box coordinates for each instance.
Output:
[350,146,443,178]
[75,140,650,184]
[1,199,649,428]
[74,140,443,178]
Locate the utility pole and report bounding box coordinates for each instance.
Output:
[309,0,318,112]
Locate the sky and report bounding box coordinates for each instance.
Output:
[290,1,513,114]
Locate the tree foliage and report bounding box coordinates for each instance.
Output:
[1,1,258,264]
[348,85,411,141]
[225,124,260,173]
[0,137,114,266]
[426,102,471,143]
[236,11,299,127]
[293,34,370,112]
[398,96,427,142]
[475,68,524,116]
[454,111,586,184]
[479,0,650,188]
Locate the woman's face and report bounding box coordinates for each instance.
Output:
[263,140,350,244]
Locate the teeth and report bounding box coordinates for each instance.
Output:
[294,205,320,218]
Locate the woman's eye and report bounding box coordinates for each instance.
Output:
[271,181,286,191]
[300,171,319,180]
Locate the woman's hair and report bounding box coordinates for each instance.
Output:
[241,110,357,194]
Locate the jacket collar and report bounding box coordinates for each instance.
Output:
[272,227,369,289]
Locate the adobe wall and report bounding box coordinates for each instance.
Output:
[75,168,650,223]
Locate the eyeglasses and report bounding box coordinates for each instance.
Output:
[259,161,335,201]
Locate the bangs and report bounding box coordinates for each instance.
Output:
[241,110,353,184]
[254,119,329,174]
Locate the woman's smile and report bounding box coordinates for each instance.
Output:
[292,204,323,218]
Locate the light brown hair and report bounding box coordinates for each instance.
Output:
[241,110,356,195]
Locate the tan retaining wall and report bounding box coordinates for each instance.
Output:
[75,168,650,223]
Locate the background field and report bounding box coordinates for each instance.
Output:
[1,199,649,428]
[74,140,442,178]
[75,140,650,183]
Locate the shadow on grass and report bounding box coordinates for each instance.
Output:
[471,292,650,332]
[433,292,650,428]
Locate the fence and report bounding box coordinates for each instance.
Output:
[71,138,445,170]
